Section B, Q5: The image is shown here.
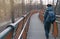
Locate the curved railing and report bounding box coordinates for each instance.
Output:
[0,12,30,39]
[0,10,38,39]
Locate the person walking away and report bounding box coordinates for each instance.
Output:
[44,4,56,39]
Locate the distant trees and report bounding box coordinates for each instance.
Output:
[0,0,11,22]
[0,0,25,23]
[55,0,60,15]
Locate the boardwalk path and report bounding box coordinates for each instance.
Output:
[27,13,46,39]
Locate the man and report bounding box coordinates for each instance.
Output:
[44,4,56,39]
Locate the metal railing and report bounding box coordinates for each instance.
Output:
[18,15,30,39]
[0,13,30,39]
[0,10,38,39]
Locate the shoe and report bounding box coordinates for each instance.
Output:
[46,37,49,39]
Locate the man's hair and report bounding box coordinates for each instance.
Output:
[47,4,52,7]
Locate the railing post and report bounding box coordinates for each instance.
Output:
[52,21,58,38]
[39,10,44,22]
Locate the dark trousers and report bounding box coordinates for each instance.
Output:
[44,22,51,39]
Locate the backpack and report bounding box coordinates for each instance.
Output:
[46,10,56,23]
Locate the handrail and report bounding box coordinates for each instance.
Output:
[0,26,14,39]
[56,20,60,24]
[10,13,29,27]
[10,17,24,28]
[18,16,30,39]
[0,10,41,39]
[0,13,30,39]
[56,15,60,18]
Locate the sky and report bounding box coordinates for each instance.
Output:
[14,0,57,5]
[42,0,57,5]
[24,0,57,5]
[32,0,57,5]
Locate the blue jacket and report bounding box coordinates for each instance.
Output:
[44,7,54,23]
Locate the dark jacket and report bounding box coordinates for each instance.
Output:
[44,7,54,23]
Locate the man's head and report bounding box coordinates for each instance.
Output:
[47,4,52,7]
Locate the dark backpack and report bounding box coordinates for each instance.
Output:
[46,10,56,23]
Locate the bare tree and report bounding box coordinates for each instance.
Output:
[53,0,54,6]
[22,0,24,14]
[40,0,43,9]
[10,0,14,23]
[29,0,32,11]
[55,0,59,13]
